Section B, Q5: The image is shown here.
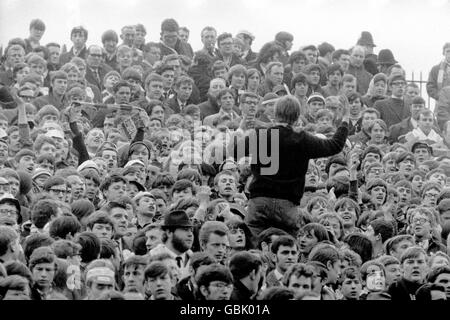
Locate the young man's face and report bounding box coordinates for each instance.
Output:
[390,80,406,97]
[428,172,446,187]
[213,68,228,81]
[202,281,233,300]
[297,229,319,255]
[218,37,233,56]
[336,203,357,228]
[275,244,299,273]
[398,158,415,176]
[109,207,129,236]
[147,80,164,99]
[103,39,117,54]
[32,263,55,289]
[342,80,356,96]
[292,59,307,74]
[101,150,117,171]
[90,223,113,240]
[175,83,193,102]
[364,266,386,292]
[384,263,402,286]
[308,100,324,118]
[411,212,432,238]
[423,187,440,207]
[145,46,161,64]
[48,183,68,202]
[218,92,235,111]
[293,82,308,98]
[336,54,350,72]
[172,187,194,203]
[370,186,387,206]
[52,78,68,95]
[29,63,46,76]
[405,86,420,100]
[391,240,414,261]
[326,260,342,285]
[419,113,435,136]
[105,181,127,201]
[308,70,321,86]
[161,70,175,90]
[402,253,428,283]
[396,186,412,205]
[115,85,131,104]
[86,129,105,149]
[137,196,156,217]
[118,51,132,68]
[414,147,430,165]
[71,32,87,48]
[204,233,230,264]
[84,178,99,200]
[303,49,317,64]
[433,273,450,298]
[328,70,342,86]
[361,112,377,131]
[288,275,313,298]
[341,277,362,300]
[216,174,237,198]
[230,72,246,89]
[146,272,173,299]
[124,265,146,293]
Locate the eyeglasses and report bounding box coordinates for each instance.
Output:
[412,217,430,225]
[210,282,233,290]
[244,100,258,106]
[0,209,18,217]
[89,53,103,58]
[391,81,406,87]
[49,188,68,195]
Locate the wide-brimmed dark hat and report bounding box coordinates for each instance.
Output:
[162,210,192,228]
[377,49,397,65]
[357,31,376,47]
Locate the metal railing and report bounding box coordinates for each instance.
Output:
[407,71,433,109]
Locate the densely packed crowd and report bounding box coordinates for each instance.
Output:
[0,16,450,301]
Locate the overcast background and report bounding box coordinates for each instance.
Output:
[1,0,450,107]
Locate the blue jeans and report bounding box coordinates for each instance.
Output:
[245,197,299,246]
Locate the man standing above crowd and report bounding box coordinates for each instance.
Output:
[374,73,411,129]
[231,95,350,240]
[60,26,88,65]
[427,42,450,101]
[159,18,192,59]
[24,19,46,54]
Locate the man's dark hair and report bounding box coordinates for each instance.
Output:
[343,233,373,264]
[144,261,171,280]
[49,215,82,240]
[190,252,216,274]
[23,233,54,262]
[270,235,297,254]
[161,18,179,32]
[74,231,101,264]
[70,26,88,40]
[318,42,335,57]
[100,174,128,193]
[196,263,233,291]
[31,199,59,229]
[370,219,395,243]
[229,251,262,280]
[427,266,450,283]
[172,179,196,196]
[257,228,290,250]
[217,33,233,46]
